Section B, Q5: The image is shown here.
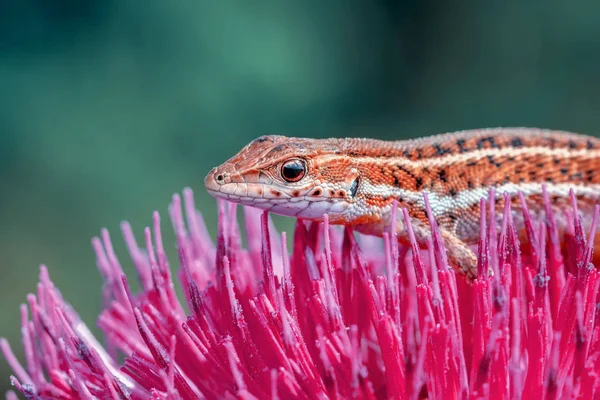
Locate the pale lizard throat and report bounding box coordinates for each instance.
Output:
[204,127,600,279]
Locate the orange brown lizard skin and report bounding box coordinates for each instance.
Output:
[204,128,600,279]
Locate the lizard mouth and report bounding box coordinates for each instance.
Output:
[204,168,290,204]
[204,167,353,219]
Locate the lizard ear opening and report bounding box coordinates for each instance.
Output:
[349,176,360,198]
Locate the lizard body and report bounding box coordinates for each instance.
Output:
[204,128,600,279]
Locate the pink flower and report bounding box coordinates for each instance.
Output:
[2,187,600,399]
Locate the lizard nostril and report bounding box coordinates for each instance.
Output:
[205,169,228,190]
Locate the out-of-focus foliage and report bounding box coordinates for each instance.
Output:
[1,0,599,392]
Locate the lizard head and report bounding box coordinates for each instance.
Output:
[204,135,362,222]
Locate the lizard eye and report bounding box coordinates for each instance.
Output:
[281,159,306,182]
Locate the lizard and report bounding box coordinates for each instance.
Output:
[204,127,600,279]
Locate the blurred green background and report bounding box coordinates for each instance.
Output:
[1,0,600,392]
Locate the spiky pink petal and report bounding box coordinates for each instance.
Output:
[3,187,600,399]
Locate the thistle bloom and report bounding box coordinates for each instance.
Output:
[2,187,600,399]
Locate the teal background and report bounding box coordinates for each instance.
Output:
[1,1,600,393]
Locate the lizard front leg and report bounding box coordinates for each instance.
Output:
[438,229,479,279]
[401,222,479,280]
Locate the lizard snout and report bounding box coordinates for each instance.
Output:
[204,168,230,193]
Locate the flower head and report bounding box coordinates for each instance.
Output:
[2,187,600,399]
